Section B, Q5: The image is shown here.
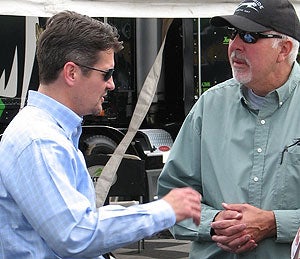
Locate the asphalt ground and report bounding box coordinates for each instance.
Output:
[112,231,191,259]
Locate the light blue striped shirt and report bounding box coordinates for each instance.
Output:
[0,90,175,258]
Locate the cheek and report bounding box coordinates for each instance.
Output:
[249,53,272,72]
[227,47,232,61]
[92,80,106,93]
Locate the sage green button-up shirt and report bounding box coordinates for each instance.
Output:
[158,63,300,258]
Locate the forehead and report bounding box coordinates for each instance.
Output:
[95,49,115,64]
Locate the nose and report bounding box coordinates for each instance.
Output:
[228,34,245,56]
[106,77,115,91]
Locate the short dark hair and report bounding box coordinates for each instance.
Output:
[36,11,123,84]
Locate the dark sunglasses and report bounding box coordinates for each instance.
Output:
[228,27,283,44]
[74,62,114,81]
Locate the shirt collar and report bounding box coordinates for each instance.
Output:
[240,62,300,109]
[27,90,83,146]
[275,62,300,105]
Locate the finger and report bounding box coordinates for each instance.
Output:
[211,220,246,232]
[222,202,244,212]
[213,224,247,237]
[184,187,202,198]
[222,210,243,220]
[213,233,252,248]
[164,188,201,223]
[235,240,257,254]
[217,239,257,254]
[212,232,249,245]
[193,214,200,226]
[216,242,234,253]
[192,204,201,226]
[184,192,201,225]
[215,209,242,221]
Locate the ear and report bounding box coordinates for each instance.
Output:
[277,39,293,63]
[63,62,79,86]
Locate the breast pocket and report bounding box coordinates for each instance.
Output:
[277,149,300,209]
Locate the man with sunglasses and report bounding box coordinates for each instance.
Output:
[158,0,300,258]
[0,11,202,258]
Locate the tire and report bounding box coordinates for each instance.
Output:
[83,135,118,191]
[86,154,117,188]
[83,135,117,156]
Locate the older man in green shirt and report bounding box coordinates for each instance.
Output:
[158,0,300,258]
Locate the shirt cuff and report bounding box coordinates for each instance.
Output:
[140,199,176,230]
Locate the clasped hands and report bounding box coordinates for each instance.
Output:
[210,203,276,254]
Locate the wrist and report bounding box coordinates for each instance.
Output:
[264,211,276,238]
[210,211,221,237]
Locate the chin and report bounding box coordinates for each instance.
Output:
[90,105,102,116]
[233,71,252,85]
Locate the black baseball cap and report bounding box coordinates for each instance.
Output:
[210,0,300,42]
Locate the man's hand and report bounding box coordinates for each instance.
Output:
[211,203,255,254]
[211,203,276,254]
[162,187,201,226]
[221,203,276,243]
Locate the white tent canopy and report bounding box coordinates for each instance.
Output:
[1,0,300,18]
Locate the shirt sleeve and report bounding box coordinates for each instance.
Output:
[158,109,216,241]
[2,137,175,258]
[274,210,300,242]
[96,199,176,250]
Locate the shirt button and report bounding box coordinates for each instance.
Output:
[261,119,265,125]
[279,101,283,106]
[11,224,18,229]
[257,148,262,153]
[253,176,259,182]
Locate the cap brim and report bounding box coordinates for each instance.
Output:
[210,15,270,32]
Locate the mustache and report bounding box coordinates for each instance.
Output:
[230,51,249,65]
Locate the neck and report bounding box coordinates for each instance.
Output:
[38,82,73,111]
[247,63,293,96]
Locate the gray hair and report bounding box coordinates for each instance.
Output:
[270,31,299,64]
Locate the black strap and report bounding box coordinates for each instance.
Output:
[102,252,115,259]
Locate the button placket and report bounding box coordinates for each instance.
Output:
[249,116,268,207]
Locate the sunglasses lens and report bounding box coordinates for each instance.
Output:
[104,69,114,81]
[241,32,257,43]
[227,28,258,44]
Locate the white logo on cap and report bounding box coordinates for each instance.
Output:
[236,0,264,13]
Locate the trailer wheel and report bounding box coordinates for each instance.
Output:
[83,135,117,156]
[83,135,118,194]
